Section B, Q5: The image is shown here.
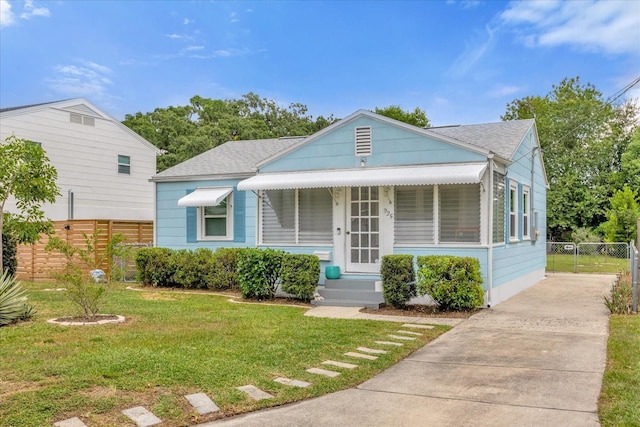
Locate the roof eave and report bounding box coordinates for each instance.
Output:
[150,172,255,183]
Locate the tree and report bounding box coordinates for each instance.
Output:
[502,77,639,240]
[0,136,60,272]
[620,127,640,195]
[374,105,430,128]
[601,185,639,243]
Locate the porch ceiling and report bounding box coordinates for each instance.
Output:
[237,163,487,191]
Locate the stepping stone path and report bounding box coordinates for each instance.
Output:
[396,330,422,336]
[402,323,434,329]
[375,340,404,346]
[388,334,417,341]
[185,392,220,415]
[122,406,162,427]
[237,385,274,400]
[307,367,341,377]
[344,351,378,360]
[322,360,358,369]
[53,417,87,427]
[356,347,388,355]
[274,377,312,388]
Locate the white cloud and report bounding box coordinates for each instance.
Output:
[20,0,49,20]
[184,45,205,51]
[183,18,192,25]
[47,59,113,99]
[449,25,496,77]
[488,84,524,98]
[501,0,640,55]
[0,0,15,27]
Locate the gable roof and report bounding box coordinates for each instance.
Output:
[151,137,305,182]
[0,98,162,155]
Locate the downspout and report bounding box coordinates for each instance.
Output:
[487,154,494,307]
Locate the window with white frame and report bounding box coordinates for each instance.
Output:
[439,184,481,243]
[509,181,518,241]
[493,172,506,244]
[261,188,332,244]
[199,194,233,240]
[394,186,434,244]
[118,155,131,174]
[522,185,530,240]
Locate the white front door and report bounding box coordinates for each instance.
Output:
[346,186,381,273]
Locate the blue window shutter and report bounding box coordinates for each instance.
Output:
[185,189,197,243]
[234,190,246,242]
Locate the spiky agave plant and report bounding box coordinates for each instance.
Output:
[0,270,36,326]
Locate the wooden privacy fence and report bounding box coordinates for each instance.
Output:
[16,220,153,282]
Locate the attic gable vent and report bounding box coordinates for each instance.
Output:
[355,126,372,156]
[70,113,95,127]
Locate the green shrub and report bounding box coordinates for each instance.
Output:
[380,254,416,308]
[604,272,634,314]
[237,248,284,300]
[207,247,244,291]
[2,231,18,277]
[280,254,320,301]
[173,248,214,289]
[135,247,176,287]
[0,270,36,326]
[416,255,485,310]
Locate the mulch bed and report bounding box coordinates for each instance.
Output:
[361,305,480,318]
[52,314,120,323]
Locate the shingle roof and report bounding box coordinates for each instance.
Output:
[152,137,306,181]
[427,119,535,160]
[0,100,72,113]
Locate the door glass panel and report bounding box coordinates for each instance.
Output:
[361,218,369,232]
[371,233,379,247]
[371,187,378,199]
[371,249,379,263]
[361,234,369,247]
[371,218,379,232]
[361,249,369,263]
[371,202,378,216]
[360,203,369,216]
[351,249,359,263]
[351,187,359,201]
[362,187,369,199]
[351,233,359,247]
[351,218,359,232]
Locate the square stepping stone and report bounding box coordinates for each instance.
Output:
[322,360,358,369]
[375,340,404,346]
[402,323,434,329]
[396,330,422,336]
[122,406,162,427]
[356,347,389,354]
[388,334,417,341]
[237,385,274,400]
[307,367,341,377]
[344,351,378,360]
[274,377,312,388]
[54,417,88,427]
[185,392,220,414]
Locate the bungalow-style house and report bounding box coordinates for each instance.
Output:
[0,98,161,280]
[152,110,547,307]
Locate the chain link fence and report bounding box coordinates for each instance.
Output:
[546,242,630,274]
[112,242,152,282]
[631,240,638,312]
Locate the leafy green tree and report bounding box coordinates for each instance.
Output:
[374,105,430,128]
[620,127,640,195]
[601,185,639,243]
[0,136,60,272]
[502,77,639,240]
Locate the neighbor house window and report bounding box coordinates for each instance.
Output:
[493,171,506,244]
[261,188,332,244]
[439,184,481,243]
[118,155,131,174]
[509,181,518,241]
[522,185,530,240]
[394,186,434,244]
[199,194,233,240]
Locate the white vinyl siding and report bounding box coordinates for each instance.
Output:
[261,189,332,244]
[509,181,518,241]
[439,184,481,243]
[198,194,233,240]
[355,126,372,156]
[522,185,530,240]
[394,186,434,244]
[493,171,506,244]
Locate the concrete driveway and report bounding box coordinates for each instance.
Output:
[199,273,612,427]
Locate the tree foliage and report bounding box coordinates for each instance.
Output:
[123,93,337,171]
[374,105,430,128]
[0,136,60,272]
[502,77,639,240]
[601,185,639,243]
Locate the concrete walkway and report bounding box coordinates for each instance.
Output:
[198,273,612,427]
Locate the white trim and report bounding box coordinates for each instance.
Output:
[522,185,531,240]
[238,163,488,191]
[177,187,233,207]
[509,181,518,242]
[197,193,234,241]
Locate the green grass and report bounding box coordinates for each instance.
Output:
[599,315,640,426]
[546,254,629,273]
[1,282,448,426]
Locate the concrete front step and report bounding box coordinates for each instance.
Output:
[317,288,383,302]
[323,279,378,291]
[311,298,383,309]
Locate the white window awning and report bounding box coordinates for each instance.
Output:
[237,163,487,191]
[177,187,233,207]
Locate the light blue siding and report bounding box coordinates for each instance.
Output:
[261,117,486,172]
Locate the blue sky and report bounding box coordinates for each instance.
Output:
[1,0,639,126]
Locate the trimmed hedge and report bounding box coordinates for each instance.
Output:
[416,255,484,310]
[207,247,244,291]
[2,232,18,277]
[280,254,320,302]
[380,254,416,308]
[173,248,214,289]
[135,247,177,287]
[237,248,284,300]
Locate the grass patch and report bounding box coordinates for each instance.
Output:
[546,254,629,273]
[1,282,448,426]
[599,315,640,426]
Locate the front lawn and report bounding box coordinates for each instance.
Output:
[546,253,629,273]
[599,315,640,426]
[1,281,447,426]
